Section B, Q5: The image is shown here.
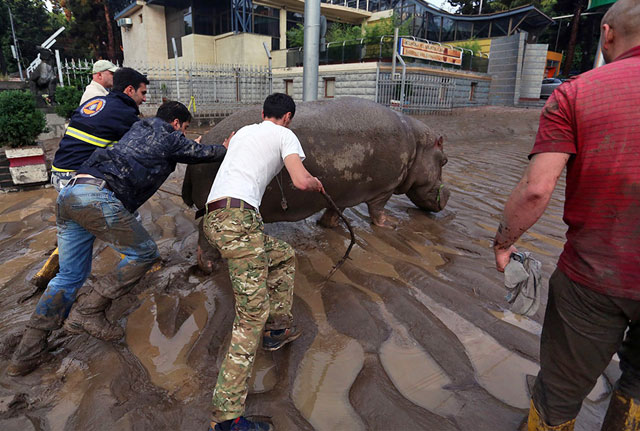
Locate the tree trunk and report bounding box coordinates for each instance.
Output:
[102,0,116,60]
[562,1,584,76]
[0,45,8,76]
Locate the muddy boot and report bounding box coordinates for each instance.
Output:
[526,400,576,431]
[6,328,50,377]
[600,390,640,431]
[63,290,124,341]
[30,248,60,290]
[262,327,301,351]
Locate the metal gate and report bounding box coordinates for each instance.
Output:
[376,70,455,114]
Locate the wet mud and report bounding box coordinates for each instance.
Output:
[0,107,617,430]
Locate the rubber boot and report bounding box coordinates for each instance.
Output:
[30,248,60,290]
[527,400,576,431]
[63,290,124,341]
[600,390,640,431]
[6,328,50,377]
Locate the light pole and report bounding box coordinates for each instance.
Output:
[7,6,24,80]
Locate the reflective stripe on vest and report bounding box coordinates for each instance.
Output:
[51,165,76,172]
[65,126,117,148]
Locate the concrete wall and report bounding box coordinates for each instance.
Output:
[273,63,379,101]
[121,4,168,65]
[181,34,216,64]
[213,33,272,66]
[487,33,526,106]
[519,43,548,99]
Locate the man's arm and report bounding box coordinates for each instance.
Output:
[284,154,324,193]
[493,152,570,271]
[169,132,233,164]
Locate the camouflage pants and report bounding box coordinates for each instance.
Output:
[203,207,295,421]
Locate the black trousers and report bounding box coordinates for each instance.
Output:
[532,269,640,425]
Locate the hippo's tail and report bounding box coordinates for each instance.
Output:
[181,165,194,208]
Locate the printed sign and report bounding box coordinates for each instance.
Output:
[398,38,463,66]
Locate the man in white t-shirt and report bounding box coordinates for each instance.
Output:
[203,93,323,431]
[79,60,118,105]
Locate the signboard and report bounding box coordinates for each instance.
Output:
[588,0,616,9]
[398,38,463,66]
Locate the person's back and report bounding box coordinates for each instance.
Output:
[533,47,640,298]
[208,120,305,209]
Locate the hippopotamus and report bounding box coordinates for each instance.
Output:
[182,97,449,270]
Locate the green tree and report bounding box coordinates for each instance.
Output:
[0,0,57,75]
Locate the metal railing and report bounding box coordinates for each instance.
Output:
[60,59,272,118]
[285,35,489,73]
[376,67,456,114]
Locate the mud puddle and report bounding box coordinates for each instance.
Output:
[0,107,612,430]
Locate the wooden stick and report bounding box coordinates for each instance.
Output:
[321,190,356,280]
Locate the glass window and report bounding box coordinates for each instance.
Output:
[491,17,511,37]
[285,79,293,96]
[426,14,441,41]
[473,21,490,38]
[456,21,472,41]
[324,78,335,98]
[184,7,193,35]
[441,17,454,41]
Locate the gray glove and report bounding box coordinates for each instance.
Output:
[504,252,541,317]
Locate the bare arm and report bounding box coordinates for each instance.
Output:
[493,152,570,271]
[283,154,324,193]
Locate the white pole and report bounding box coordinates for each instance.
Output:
[172,38,181,101]
[55,49,63,87]
[7,6,24,80]
[303,0,321,101]
[479,0,483,14]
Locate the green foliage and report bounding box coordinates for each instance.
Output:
[286,15,411,48]
[287,24,304,48]
[454,39,482,55]
[0,90,46,147]
[54,85,81,119]
[447,0,557,15]
[326,23,363,43]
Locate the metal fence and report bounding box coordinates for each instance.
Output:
[60,60,272,118]
[376,71,455,114]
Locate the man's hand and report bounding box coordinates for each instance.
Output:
[494,244,517,272]
[222,131,235,149]
[313,177,325,194]
[194,135,202,144]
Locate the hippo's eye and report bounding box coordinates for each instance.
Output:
[441,157,448,167]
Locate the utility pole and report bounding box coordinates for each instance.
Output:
[303,0,320,101]
[479,0,484,14]
[7,5,24,80]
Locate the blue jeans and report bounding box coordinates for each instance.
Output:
[29,183,159,330]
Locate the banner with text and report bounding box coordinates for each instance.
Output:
[398,39,463,66]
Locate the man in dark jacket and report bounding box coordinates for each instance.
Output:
[30,67,149,291]
[8,101,229,376]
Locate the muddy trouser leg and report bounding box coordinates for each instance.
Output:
[28,185,96,331]
[531,269,638,426]
[29,171,77,290]
[263,232,295,331]
[203,208,269,422]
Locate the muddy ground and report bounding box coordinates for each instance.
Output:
[0,107,619,430]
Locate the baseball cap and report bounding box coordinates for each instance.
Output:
[93,60,118,73]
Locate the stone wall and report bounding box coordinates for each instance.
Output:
[519,43,548,100]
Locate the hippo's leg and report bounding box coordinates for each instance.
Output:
[366,191,394,227]
[318,208,344,228]
[197,220,221,274]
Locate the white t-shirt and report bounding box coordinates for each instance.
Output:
[207,120,306,208]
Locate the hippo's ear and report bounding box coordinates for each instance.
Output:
[435,136,444,149]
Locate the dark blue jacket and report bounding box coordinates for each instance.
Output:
[78,117,226,213]
[52,92,140,172]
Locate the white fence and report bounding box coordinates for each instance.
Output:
[60,60,272,118]
[376,71,455,114]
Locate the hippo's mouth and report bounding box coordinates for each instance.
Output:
[406,183,450,212]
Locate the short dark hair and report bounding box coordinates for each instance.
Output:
[156,101,192,125]
[263,93,296,120]
[112,67,149,93]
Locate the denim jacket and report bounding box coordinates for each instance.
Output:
[79,117,226,212]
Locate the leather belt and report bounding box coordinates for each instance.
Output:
[69,177,112,191]
[195,198,256,219]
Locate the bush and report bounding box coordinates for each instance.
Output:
[54,86,82,119]
[0,90,47,148]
